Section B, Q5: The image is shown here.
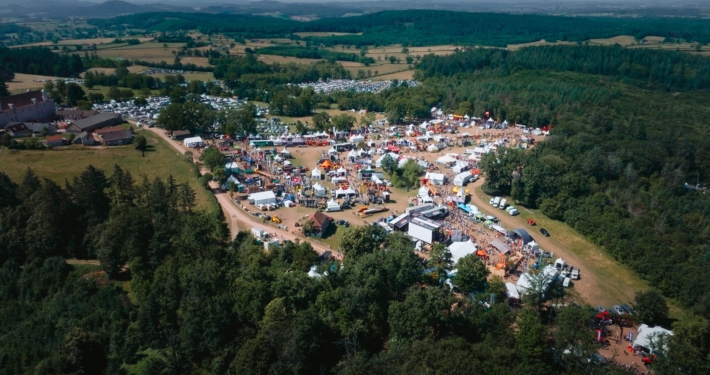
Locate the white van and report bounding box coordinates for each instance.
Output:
[492,197,501,207]
[499,199,507,210]
[489,197,495,205]
[508,209,519,216]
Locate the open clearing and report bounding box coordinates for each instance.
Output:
[373,70,415,80]
[294,32,362,37]
[7,73,66,92]
[589,35,637,46]
[0,130,211,208]
[507,39,576,50]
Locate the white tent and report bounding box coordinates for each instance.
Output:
[420,195,434,203]
[452,162,469,174]
[347,149,358,158]
[313,183,327,196]
[184,136,204,148]
[350,134,365,143]
[427,144,439,152]
[328,147,338,155]
[311,169,323,180]
[437,154,457,164]
[280,148,291,155]
[448,240,477,265]
[397,157,410,168]
[326,198,341,212]
[418,185,430,198]
[372,175,384,185]
[274,155,283,162]
[633,324,673,354]
[357,148,367,156]
[337,167,347,176]
[425,172,445,185]
[453,171,473,186]
[225,162,239,170]
[249,191,276,206]
[335,187,357,198]
[283,160,292,166]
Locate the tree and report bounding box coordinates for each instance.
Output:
[388,288,451,342]
[359,112,375,126]
[302,220,315,236]
[633,290,669,326]
[294,120,309,135]
[64,82,87,106]
[380,154,397,175]
[399,159,423,189]
[156,102,215,133]
[428,243,452,283]
[201,147,225,172]
[331,114,356,132]
[389,56,397,64]
[454,254,490,293]
[218,103,257,139]
[107,86,121,101]
[134,135,147,157]
[406,56,413,65]
[292,241,318,271]
[340,225,387,262]
[515,308,550,373]
[457,101,472,116]
[312,112,330,132]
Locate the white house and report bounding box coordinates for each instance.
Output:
[184,136,204,148]
[249,191,277,206]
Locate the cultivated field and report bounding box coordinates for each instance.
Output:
[373,70,415,80]
[7,73,66,92]
[507,39,576,50]
[588,35,638,46]
[0,130,211,208]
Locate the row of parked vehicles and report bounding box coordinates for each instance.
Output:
[489,196,519,216]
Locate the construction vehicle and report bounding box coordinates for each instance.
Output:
[272,216,282,224]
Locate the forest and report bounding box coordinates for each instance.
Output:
[0,166,707,374]
[415,45,710,91]
[87,10,710,47]
[0,46,84,78]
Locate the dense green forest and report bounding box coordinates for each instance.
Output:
[0,166,707,374]
[0,46,84,78]
[415,45,710,91]
[88,10,710,47]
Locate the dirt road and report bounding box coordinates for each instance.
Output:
[145,127,336,256]
[468,178,606,304]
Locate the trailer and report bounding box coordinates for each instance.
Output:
[359,206,389,217]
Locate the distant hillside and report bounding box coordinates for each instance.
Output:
[88,9,710,46]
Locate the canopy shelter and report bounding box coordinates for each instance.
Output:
[511,228,534,244]
[347,149,358,158]
[225,162,240,171]
[372,175,384,185]
[280,148,291,155]
[490,239,511,254]
[418,185,431,198]
[326,198,341,211]
[336,167,347,176]
[320,159,333,169]
[448,240,477,265]
[437,154,457,164]
[426,172,445,185]
[312,183,327,196]
[350,135,365,143]
[249,191,277,206]
[311,168,323,180]
[633,324,673,354]
[328,147,338,155]
[335,187,357,198]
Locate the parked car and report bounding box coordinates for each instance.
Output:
[613,305,625,315]
[485,215,498,222]
[597,306,607,313]
[571,268,580,280]
[542,251,553,258]
[621,304,633,314]
[540,228,550,236]
[335,220,350,227]
[382,179,393,187]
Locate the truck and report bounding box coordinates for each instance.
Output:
[571,268,580,280]
[499,198,507,210]
[492,196,501,208]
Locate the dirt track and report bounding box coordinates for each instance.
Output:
[145,127,337,256]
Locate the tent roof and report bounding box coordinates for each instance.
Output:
[311,169,322,176]
[511,228,533,244]
[320,160,332,168]
[437,155,457,163]
[313,183,325,190]
[448,240,477,264]
[490,239,511,254]
[633,324,673,353]
[249,190,276,201]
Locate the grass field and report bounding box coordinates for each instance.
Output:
[294,32,362,37]
[507,39,576,50]
[373,70,415,80]
[0,129,211,208]
[588,35,638,46]
[472,185,684,319]
[7,73,66,92]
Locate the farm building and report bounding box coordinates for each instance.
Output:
[171,130,192,140]
[248,191,276,206]
[0,90,55,129]
[56,110,99,121]
[5,122,30,136]
[72,131,95,145]
[99,129,133,146]
[44,135,64,147]
[308,211,332,238]
[184,136,204,148]
[67,112,123,133]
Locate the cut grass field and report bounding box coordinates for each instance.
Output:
[507,39,575,50]
[0,129,211,209]
[472,184,684,319]
[7,73,66,92]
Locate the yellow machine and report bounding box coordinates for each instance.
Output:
[272,216,282,224]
